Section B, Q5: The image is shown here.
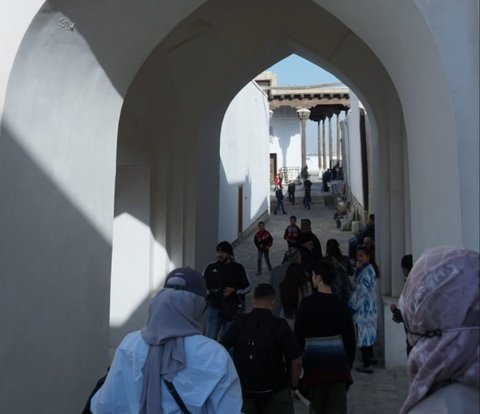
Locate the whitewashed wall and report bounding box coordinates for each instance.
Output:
[344,93,364,207]
[0,1,478,411]
[109,165,154,349]
[218,81,270,242]
[270,106,301,171]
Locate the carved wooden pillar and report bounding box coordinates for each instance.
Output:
[297,108,311,169]
[322,119,326,171]
[336,113,341,163]
[328,115,333,168]
[317,121,321,171]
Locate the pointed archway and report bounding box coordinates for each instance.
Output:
[0,1,476,412]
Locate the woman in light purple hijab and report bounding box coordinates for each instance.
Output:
[90,267,242,414]
[399,246,479,413]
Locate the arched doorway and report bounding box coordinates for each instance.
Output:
[0,1,476,412]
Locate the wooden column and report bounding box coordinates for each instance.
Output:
[317,121,322,171]
[322,119,327,171]
[297,108,311,169]
[336,113,341,164]
[328,115,333,168]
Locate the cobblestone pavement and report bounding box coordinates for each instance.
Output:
[233,178,410,414]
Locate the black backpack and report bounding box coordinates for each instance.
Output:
[233,314,283,397]
[330,258,354,304]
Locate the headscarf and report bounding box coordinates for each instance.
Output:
[399,246,480,413]
[139,287,206,414]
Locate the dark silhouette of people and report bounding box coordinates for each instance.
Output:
[300,165,309,180]
[274,187,287,214]
[303,179,312,210]
[322,169,332,192]
[362,214,375,241]
[287,181,296,205]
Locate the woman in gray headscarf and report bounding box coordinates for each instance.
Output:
[91,267,242,414]
[399,246,479,414]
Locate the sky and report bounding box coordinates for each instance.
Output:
[266,54,344,154]
[267,54,340,86]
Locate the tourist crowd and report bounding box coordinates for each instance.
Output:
[85,190,479,414]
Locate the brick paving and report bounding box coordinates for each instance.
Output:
[232,178,410,414]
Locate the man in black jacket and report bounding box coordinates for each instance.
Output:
[221,284,302,414]
[204,241,251,341]
[298,219,323,258]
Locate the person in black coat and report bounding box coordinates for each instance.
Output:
[274,187,287,214]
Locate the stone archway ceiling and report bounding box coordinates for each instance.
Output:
[267,84,350,121]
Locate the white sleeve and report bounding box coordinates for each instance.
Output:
[91,334,145,414]
[205,354,243,414]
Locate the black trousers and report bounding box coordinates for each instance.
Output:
[360,346,374,367]
[288,192,295,204]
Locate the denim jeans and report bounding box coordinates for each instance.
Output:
[288,192,295,205]
[275,199,286,214]
[257,249,272,274]
[206,306,232,341]
[303,194,311,209]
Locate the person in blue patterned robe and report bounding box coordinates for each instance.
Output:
[348,245,378,373]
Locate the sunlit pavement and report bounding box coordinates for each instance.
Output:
[233,177,410,414]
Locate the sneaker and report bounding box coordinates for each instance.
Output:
[356,366,374,374]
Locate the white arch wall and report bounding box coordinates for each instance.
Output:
[270,106,302,172]
[320,0,479,252]
[344,93,364,207]
[219,81,271,243]
[0,0,478,412]
[121,0,410,304]
[0,6,120,413]
[0,2,213,412]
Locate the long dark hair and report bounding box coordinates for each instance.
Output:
[280,262,308,318]
[326,238,342,259]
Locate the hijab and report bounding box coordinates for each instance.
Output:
[399,246,479,413]
[139,287,205,414]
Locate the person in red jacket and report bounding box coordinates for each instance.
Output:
[253,222,273,275]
